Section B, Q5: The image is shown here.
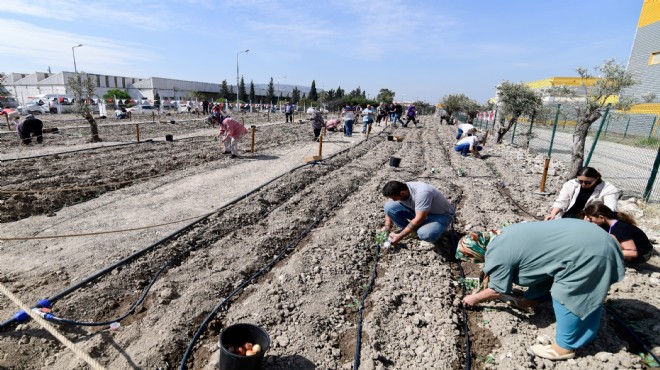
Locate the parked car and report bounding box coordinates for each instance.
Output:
[127,105,156,114]
[177,101,195,113]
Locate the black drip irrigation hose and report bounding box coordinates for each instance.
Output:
[448,195,472,370]
[178,138,394,369]
[605,304,660,366]
[178,194,351,370]
[352,243,381,370]
[0,153,314,330]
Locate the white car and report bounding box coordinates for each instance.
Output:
[127,105,157,114]
[177,102,196,113]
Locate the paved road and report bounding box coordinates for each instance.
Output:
[505,123,659,202]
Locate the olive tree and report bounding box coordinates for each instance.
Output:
[67,72,102,142]
[549,60,637,176]
[376,88,395,103]
[495,81,543,143]
[439,93,480,122]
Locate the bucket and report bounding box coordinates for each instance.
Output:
[219,323,270,370]
[165,134,173,142]
[389,157,401,167]
[387,135,394,141]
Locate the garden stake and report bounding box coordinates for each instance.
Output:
[152,111,155,124]
[318,135,323,158]
[537,104,560,194]
[5,114,9,130]
[251,125,256,154]
[136,124,140,143]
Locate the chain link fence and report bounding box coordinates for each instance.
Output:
[472,104,660,203]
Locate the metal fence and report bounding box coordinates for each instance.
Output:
[471,104,660,203]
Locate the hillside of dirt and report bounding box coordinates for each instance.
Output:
[0,114,658,370]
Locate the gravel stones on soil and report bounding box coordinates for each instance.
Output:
[0,115,658,369]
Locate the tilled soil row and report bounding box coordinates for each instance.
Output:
[0,123,315,222]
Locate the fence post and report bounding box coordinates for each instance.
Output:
[584,103,611,168]
[526,110,536,148]
[623,116,631,139]
[511,120,518,144]
[643,146,660,202]
[603,114,611,138]
[648,116,658,139]
[547,104,561,157]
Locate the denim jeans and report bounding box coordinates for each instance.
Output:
[455,128,464,140]
[454,143,482,156]
[392,114,403,127]
[344,119,354,136]
[362,119,373,133]
[384,201,454,242]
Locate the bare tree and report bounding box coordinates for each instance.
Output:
[67,72,102,142]
[495,81,543,143]
[548,60,637,176]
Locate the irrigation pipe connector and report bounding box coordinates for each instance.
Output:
[0,282,107,370]
[1,130,382,330]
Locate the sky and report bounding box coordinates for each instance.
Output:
[0,0,643,104]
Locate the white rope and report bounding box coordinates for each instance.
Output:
[0,282,107,370]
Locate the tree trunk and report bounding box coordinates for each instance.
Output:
[495,117,517,144]
[569,111,601,177]
[85,112,102,142]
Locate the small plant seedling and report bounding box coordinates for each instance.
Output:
[347,297,360,309]
[375,231,389,244]
[639,352,659,367]
[484,354,495,364]
[456,168,466,177]
[459,278,479,291]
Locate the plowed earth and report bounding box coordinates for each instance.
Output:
[0,114,658,370]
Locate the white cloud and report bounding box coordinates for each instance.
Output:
[0,19,158,76]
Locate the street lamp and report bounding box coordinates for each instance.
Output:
[72,44,83,73]
[236,49,249,111]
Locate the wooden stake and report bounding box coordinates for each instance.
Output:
[5,114,10,130]
[482,130,489,146]
[318,135,323,158]
[136,124,140,143]
[251,125,256,154]
[539,157,550,192]
[152,111,155,124]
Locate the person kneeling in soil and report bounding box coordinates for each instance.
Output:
[461,219,624,361]
[582,202,653,265]
[454,134,482,158]
[212,114,248,158]
[326,118,340,132]
[16,114,44,144]
[381,181,454,246]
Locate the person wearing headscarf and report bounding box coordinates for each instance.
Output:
[460,220,624,361]
[308,108,324,141]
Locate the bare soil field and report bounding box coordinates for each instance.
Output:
[0,114,658,370]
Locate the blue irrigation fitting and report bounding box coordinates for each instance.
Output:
[12,310,29,323]
[36,298,52,308]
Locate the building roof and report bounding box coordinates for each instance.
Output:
[526,77,598,89]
